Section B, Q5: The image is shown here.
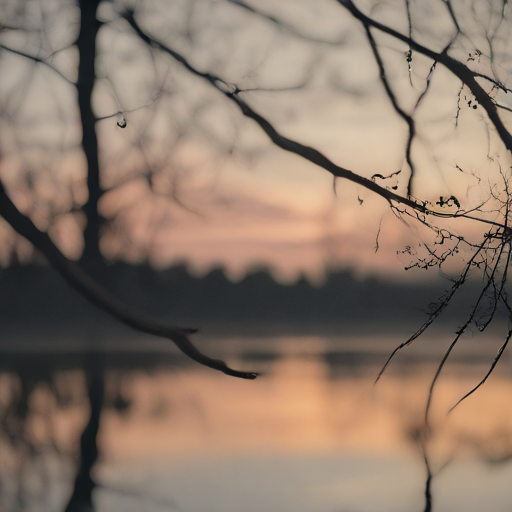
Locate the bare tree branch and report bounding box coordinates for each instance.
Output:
[123,10,509,232]
[227,0,347,45]
[0,184,257,380]
[0,44,74,84]
[424,240,507,424]
[449,329,512,413]
[362,25,416,197]
[375,235,490,383]
[338,0,512,153]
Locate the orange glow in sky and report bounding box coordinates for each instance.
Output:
[0,0,510,283]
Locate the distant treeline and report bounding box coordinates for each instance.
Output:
[0,263,487,334]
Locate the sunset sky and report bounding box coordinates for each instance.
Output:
[0,0,510,282]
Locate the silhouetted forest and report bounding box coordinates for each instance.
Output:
[0,263,488,336]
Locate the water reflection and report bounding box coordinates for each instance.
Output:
[1,334,512,511]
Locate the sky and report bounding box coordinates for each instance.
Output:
[0,0,511,282]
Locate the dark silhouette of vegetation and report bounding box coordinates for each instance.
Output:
[0,262,482,331]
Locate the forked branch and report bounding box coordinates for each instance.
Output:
[123,10,507,231]
[338,0,512,153]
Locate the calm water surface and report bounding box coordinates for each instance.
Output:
[2,332,512,512]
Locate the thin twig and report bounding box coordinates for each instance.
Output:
[375,236,490,383]
[424,241,507,424]
[449,329,512,413]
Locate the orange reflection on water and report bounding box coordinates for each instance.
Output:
[98,354,512,466]
[3,343,512,512]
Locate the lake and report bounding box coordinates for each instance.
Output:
[1,330,512,511]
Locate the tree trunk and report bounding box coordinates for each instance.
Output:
[77,0,102,265]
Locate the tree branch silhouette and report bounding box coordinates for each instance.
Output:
[123,10,508,232]
[338,0,512,153]
[0,44,74,84]
[0,184,257,380]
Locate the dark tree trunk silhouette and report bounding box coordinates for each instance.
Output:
[64,362,104,512]
[77,0,102,266]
